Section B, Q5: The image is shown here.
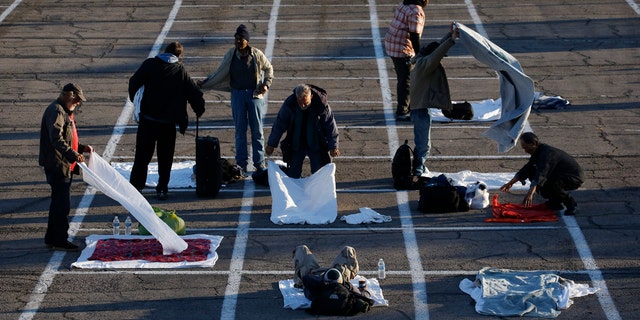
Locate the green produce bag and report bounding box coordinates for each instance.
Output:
[138,207,186,235]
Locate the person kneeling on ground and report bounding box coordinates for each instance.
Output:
[266,84,339,178]
[500,132,585,215]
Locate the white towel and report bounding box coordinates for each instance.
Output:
[341,207,392,224]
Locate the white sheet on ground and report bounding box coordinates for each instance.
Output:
[429,170,529,190]
[432,98,502,122]
[71,234,222,269]
[112,160,196,189]
[457,23,535,153]
[459,267,599,318]
[279,276,389,310]
[268,161,337,225]
[79,152,188,254]
[340,207,392,224]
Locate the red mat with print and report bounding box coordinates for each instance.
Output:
[89,238,210,262]
[486,194,558,223]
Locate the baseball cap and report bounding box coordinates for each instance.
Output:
[63,83,87,101]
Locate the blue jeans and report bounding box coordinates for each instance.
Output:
[411,108,432,176]
[231,89,266,170]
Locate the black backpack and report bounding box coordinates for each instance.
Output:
[392,140,414,190]
[442,101,474,120]
[417,174,469,213]
[310,282,351,315]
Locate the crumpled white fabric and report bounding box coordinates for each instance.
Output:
[132,85,144,123]
[459,267,599,318]
[79,152,187,254]
[340,207,392,224]
[268,161,337,225]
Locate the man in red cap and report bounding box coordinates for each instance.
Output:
[39,83,93,251]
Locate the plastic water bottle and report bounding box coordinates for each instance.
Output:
[124,216,132,236]
[378,258,386,279]
[112,216,120,235]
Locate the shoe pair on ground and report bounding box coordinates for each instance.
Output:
[46,240,81,252]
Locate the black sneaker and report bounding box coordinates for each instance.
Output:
[49,241,80,252]
[545,200,564,211]
[396,114,411,121]
[564,204,579,216]
[157,191,168,201]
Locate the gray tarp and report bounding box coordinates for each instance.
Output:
[457,23,534,152]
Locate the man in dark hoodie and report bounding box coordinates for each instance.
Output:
[266,84,339,178]
[128,42,205,200]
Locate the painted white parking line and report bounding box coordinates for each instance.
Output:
[0,0,22,24]
[219,1,280,319]
[367,0,429,319]
[563,215,622,320]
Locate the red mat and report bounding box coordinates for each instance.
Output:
[89,238,210,262]
[486,194,558,223]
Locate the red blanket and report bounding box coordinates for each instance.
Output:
[89,238,211,262]
[486,194,558,223]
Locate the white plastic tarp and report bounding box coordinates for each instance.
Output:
[78,152,188,254]
[456,22,535,152]
[268,161,337,225]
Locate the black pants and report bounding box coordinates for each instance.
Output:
[44,172,72,245]
[130,118,177,193]
[391,56,411,116]
[538,175,583,207]
[287,147,331,179]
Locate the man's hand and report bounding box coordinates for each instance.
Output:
[523,185,537,208]
[499,182,513,193]
[330,148,340,157]
[265,145,275,156]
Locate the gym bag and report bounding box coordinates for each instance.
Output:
[443,101,474,120]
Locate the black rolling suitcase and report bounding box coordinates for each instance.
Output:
[195,118,222,198]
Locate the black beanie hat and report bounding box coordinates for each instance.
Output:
[235,24,250,41]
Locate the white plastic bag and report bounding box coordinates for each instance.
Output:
[79,151,187,254]
[465,181,490,209]
[132,85,144,123]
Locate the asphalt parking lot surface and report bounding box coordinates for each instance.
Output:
[0,0,638,319]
